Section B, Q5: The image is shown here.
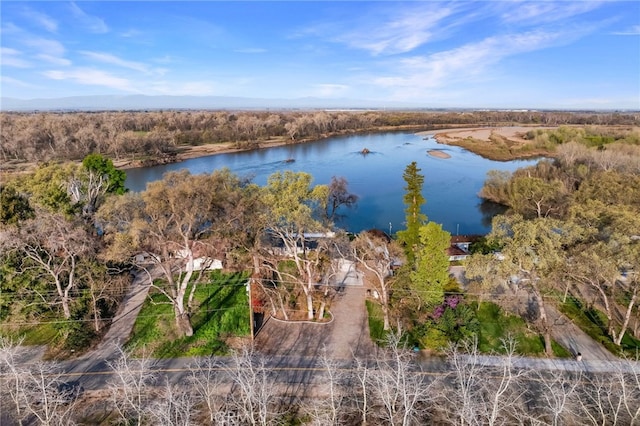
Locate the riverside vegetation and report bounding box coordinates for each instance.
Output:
[0,111,639,424]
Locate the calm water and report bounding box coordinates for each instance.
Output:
[125,132,539,235]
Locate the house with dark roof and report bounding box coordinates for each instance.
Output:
[447,235,480,262]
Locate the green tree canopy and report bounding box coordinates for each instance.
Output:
[410,222,450,309]
[397,161,427,264]
[0,186,33,225]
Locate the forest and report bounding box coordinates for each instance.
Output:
[2,109,638,170]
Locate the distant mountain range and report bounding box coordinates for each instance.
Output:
[0,95,427,112]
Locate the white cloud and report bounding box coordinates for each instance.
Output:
[43,68,136,92]
[36,54,71,66]
[372,29,575,99]
[312,83,349,97]
[80,51,149,73]
[1,75,39,88]
[69,2,108,34]
[21,7,58,33]
[612,25,640,36]
[1,47,32,68]
[234,48,267,54]
[23,37,65,57]
[334,5,455,56]
[501,1,603,25]
[119,29,143,38]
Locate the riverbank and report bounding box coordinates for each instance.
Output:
[2,125,554,177]
[114,124,428,170]
[420,126,559,161]
[117,125,556,170]
[113,137,293,170]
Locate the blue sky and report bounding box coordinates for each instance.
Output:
[1,1,639,109]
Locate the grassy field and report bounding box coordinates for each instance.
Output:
[365,298,569,356]
[126,270,251,358]
[475,302,570,357]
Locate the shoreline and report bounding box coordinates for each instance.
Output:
[113,124,427,170]
[141,125,552,168]
[3,125,556,175]
[113,137,295,170]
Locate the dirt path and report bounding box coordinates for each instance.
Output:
[254,260,375,360]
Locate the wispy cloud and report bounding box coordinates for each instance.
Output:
[234,48,267,54]
[331,4,457,56]
[1,75,39,88]
[36,54,71,66]
[312,83,349,97]
[1,47,32,68]
[80,51,149,73]
[21,7,58,32]
[501,1,603,25]
[612,25,640,35]
[69,2,108,34]
[43,68,136,92]
[373,28,580,99]
[23,37,65,57]
[119,29,143,38]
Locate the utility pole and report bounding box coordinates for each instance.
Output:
[248,277,255,341]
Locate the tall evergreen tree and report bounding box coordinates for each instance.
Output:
[397,161,427,264]
[410,222,450,308]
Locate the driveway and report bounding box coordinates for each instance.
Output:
[254,260,375,360]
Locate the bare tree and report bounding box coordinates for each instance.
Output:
[531,369,581,426]
[188,356,228,423]
[367,332,433,425]
[351,354,371,425]
[304,348,347,425]
[572,358,640,425]
[2,210,95,319]
[107,345,157,426]
[225,346,279,426]
[435,337,528,426]
[352,230,402,331]
[146,378,196,426]
[0,337,78,426]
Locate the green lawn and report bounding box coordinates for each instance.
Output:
[126,270,250,358]
[474,302,571,357]
[365,300,388,345]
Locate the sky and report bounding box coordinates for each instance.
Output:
[1,1,639,109]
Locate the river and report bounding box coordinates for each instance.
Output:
[125,132,539,235]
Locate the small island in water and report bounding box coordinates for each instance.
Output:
[428,149,451,159]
